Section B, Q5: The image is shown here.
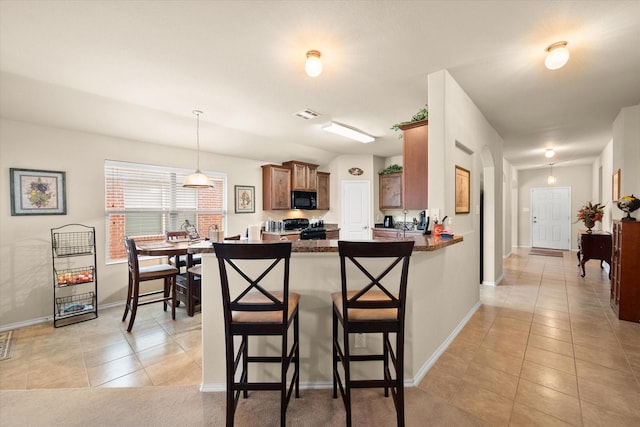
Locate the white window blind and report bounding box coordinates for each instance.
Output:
[105,160,226,262]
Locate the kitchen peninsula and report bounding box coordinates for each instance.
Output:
[190,234,474,391]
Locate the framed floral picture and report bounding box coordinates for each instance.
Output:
[10,168,67,216]
[234,185,255,213]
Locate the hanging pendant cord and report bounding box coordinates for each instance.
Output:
[194,109,203,171]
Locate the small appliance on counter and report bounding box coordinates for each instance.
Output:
[383,215,394,228]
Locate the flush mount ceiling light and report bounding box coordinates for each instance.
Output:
[183,110,213,188]
[545,148,555,158]
[322,121,375,143]
[305,50,322,77]
[547,163,557,185]
[545,41,570,70]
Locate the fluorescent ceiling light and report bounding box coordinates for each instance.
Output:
[322,122,375,143]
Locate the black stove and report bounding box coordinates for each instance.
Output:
[283,218,309,231]
[300,227,327,240]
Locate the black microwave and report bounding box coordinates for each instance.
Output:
[291,191,317,210]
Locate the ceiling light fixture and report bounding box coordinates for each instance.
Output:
[322,121,375,143]
[547,163,557,185]
[183,110,212,188]
[545,148,555,158]
[305,50,322,77]
[545,41,570,70]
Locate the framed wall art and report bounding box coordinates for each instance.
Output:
[234,185,255,213]
[612,169,621,202]
[10,168,67,216]
[455,165,470,214]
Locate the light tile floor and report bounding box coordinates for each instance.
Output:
[419,248,640,426]
[1,248,639,426]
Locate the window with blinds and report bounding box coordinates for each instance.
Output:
[105,160,226,262]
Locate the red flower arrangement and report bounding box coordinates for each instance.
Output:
[576,202,605,223]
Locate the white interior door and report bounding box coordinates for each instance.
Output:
[531,187,571,250]
[341,180,371,239]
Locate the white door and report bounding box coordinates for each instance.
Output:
[531,187,571,250]
[341,180,371,239]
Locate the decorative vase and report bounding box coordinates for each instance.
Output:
[583,217,595,233]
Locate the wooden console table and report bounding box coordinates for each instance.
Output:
[577,230,612,278]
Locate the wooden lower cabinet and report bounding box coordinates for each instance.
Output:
[326,230,339,240]
[611,220,640,322]
[372,229,399,239]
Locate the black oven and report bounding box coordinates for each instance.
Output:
[291,191,317,210]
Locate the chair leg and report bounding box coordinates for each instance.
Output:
[281,327,288,427]
[332,308,338,398]
[396,333,405,426]
[126,280,140,332]
[383,331,389,397]
[242,334,249,399]
[294,309,300,398]
[343,327,352,427]
[170,275,176,320]
[225,335,235,427]
[122,274,133,322]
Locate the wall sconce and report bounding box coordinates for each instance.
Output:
[305,50,322,77]
[545,41,570,70]
[547,163,557,185]
[545,148,555,158]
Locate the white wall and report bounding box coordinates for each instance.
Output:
[0,118,270,327]
[428,70,504,286]
[593,140,613,232]
[612,104,640,221]
[517,164,593,250]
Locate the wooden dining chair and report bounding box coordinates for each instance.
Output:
[213,241,300,427]
[332,240,414,427]
[122,237,178,332]
[183,234,243,316]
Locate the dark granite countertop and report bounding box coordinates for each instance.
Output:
[189,234,463,254]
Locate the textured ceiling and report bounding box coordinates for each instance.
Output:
[1,1,639,170]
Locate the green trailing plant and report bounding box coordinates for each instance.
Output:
[391,106,428,138]
[379,164,403,174]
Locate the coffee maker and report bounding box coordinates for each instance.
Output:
[383,215,394,228]
[417,210,431,234]
[417,211,427,230]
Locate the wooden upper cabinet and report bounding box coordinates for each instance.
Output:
[283,161,318,191]
[317,172,330,210]
[379,172,402,210]
[262,165,291,210]
[399,119,428,210]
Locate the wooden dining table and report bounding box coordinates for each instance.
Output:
[136,241,199,316]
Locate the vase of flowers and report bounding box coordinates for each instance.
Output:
[577,202,605,233]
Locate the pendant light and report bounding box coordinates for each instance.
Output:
[547,163,557,185]
[183,110,212,188]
